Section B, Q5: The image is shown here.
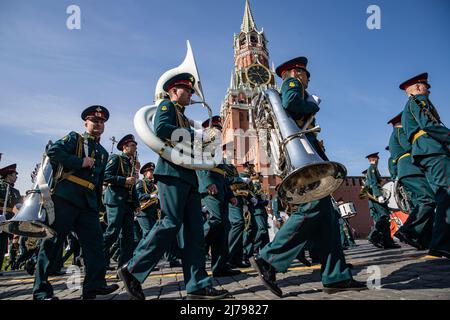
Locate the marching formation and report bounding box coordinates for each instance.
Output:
[0,47,449,300]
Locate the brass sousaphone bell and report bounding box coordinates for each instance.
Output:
[1,146,56,238]
[134,40,220,170]
[262,89,347,204]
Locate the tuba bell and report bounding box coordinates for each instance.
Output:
[1,144,56,238]
[255,89,347,204]
[134,40,219,170]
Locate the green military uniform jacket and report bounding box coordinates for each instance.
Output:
[153,99,198,188]
[387,156,397,180]
[250,179,269,216]
[281,77,319,122]
[366,164,384,198]
[224,164,247,200]
[388,126,423,180]
[271,195,283,221]
[48,131,108,211]
[401,94,449,163]
[135,177,159,217]
[197,163,234,202]
[280,77,328,161]
[103,153,139,209]
[238,172,255,199]
[0,183,21,220]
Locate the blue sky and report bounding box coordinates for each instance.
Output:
[1,0,449,193]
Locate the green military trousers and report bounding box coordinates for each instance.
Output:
[33,195,106,300]
[335,210,349,249]
[399,175,436,248]
[126,177,212,293]
[203,195,230,274]
[0,233,10,271]
[103,203,134,267]
[367,200,394,246]
[136,207,158,235]
[228,196,246,265]
[252,210,270,254]
[258,196,352,285]
[416,154,450,251]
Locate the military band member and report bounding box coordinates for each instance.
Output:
[250,56,367,297]
[0,164,22,274]
[196,116,241,277]
[224,163,251,268]
[240,163,258,263]
[365,152,400,249]
[117,73,229,300]
[271,185,285,232]
[32,105,118,300]
[249,172,270,254]
[135,162,159,235]
[103,134,140,269]
[387,112,435,250]
[399,73,450,258]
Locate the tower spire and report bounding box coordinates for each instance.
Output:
[241,0,257,33]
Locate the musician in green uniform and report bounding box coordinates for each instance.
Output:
[399,73,450,258]
[240,163,258,263]
[386,146,396,179]
[249,172,270,254]
[118,73,229,300]
[103,134,140,269]
[135,162,159,235]
[250,57,367,296]
[197,116,241,277]
[271,186,285,232]
[365,152,400,249]
[269,186,312,267]
[387,112,436,250]
[224,163,251,268]
[360,168,376,230]
[0,164,22,273]
[33,105,119,300]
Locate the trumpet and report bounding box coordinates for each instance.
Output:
[230,182,255,198]
[139,190,158,211]
[358,185,388,204]
[233,190,254,198]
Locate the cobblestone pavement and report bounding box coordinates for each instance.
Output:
[1,240,449,300]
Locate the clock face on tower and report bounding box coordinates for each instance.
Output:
[246,64,271,86]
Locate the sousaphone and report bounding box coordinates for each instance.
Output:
[134,40,219,170]
[1,144,56,238]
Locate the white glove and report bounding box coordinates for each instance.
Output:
[378,196,385,204]
[150,194,158,199]
[201,206,208,214]
[307,94,321,105]
[250,197,258,206]
[0,215,6,224]
[241,177,250,184]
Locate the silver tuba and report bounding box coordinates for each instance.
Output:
[254,89,347,204]
[134,40,218,170]
[1,144,56,238]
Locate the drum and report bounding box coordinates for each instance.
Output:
[382,181,399,211]
[338,202,357,219]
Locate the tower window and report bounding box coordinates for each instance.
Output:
[250,35,258,44]
[239,34,246,46]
